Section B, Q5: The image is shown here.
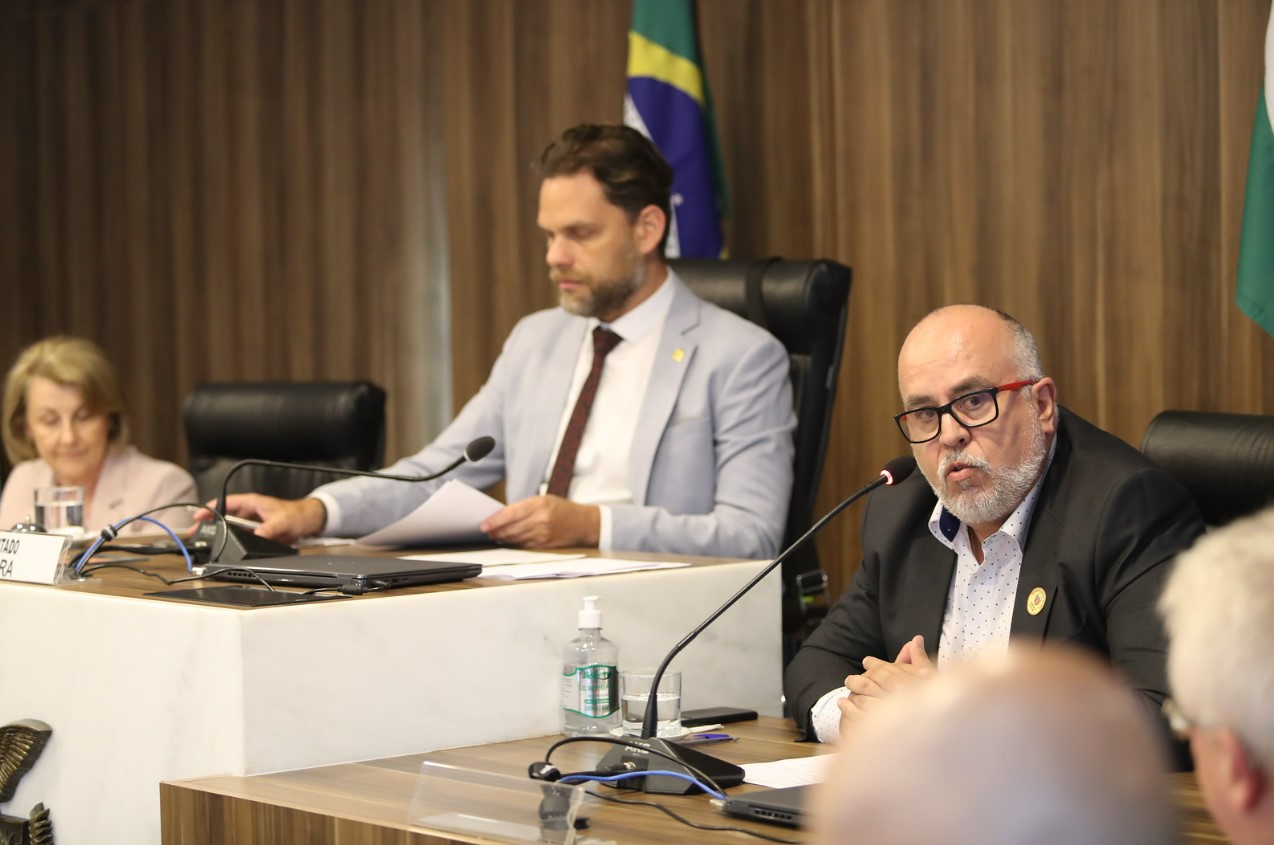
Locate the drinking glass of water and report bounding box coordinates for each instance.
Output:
[621,668,682,737]
[34,485,85,537]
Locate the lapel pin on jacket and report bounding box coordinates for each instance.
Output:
[1027,587,1047,616]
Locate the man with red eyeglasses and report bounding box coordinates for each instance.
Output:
[785,304,1204,767]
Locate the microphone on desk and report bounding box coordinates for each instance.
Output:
[591,456,917,795]
[198,436,498,563]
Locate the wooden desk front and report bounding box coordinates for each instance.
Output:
[1,547,780,845]
[160,717,1230,845]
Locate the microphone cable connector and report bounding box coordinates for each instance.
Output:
[527,761,561,781]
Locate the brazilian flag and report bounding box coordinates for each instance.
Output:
[624,0,728,258]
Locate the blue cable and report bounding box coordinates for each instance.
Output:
[134,515,194,572]
[559,769,726,799]
[72,512,194,575]
[72,534,109,575]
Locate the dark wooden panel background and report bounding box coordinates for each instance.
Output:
[3,0,1272,597]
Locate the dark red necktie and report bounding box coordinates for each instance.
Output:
[546,327,623,497]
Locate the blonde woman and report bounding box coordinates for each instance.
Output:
[1,337,195,534]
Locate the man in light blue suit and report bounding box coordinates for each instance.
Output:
[224,125,795,559]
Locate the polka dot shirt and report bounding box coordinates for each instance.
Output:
[928,444,1055,669]
[808,441,1058,743]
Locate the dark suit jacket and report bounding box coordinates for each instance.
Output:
[784,408,1205,763]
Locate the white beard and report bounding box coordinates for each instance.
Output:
[927,415,1047,527]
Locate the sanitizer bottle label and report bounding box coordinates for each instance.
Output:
[562,663,618,717]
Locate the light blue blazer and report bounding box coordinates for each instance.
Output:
[317,273,796,559]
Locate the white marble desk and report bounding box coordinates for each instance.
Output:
[0,551,780,845]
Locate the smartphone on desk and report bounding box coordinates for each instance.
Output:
[681,706,758,727]
[224,514,263,531]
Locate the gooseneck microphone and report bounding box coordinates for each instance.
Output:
[594,456,916,794]
[202,436,497,563]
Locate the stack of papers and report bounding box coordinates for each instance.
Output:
[742,754,836,788]
[352,482,695,580]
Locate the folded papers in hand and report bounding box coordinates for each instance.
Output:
[357,480,502,547]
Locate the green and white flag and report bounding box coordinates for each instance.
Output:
[1237,2,1274,336]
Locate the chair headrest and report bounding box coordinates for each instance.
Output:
[669,258,851,355]
[1140,410,1274,527]
[183,381,386,462]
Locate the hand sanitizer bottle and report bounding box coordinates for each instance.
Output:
[562,595,620,736]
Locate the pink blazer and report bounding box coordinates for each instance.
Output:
[0,445,197,535]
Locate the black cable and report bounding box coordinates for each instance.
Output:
[583,789,800,844]
[98,543,207,556]
[76,561,280,592]
[78,562,183,584]
[117,501,221,537]
[212,513,237,563]
[73,502,226,572]
[541,735,728,796]
[192,565,278,591]
[301,585,349,596]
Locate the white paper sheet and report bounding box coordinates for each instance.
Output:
[741,753,836,787]
[356,480,503,548]
[403,549,587,567]
[476,558,691,580]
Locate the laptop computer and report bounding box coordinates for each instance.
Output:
[205,555,482,593]
[719,784,809,829]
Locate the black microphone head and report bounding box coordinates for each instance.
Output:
[464,436,496,462]
[881,456,917,486]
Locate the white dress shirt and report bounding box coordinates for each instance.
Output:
[540,276,675,548]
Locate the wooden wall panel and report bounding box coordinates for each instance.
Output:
[437,0,630,405]
[0,0,452,470]
[5,0,1274,602]
[685,0,1274,598]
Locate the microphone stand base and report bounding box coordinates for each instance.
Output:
[596,737,744,795]
[197,521,297,563]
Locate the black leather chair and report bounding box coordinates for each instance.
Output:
[672,257,852,655]
[1139,409,1274,527]
[183,381,388,503]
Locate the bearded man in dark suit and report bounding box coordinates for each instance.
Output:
[785,304,1204,767]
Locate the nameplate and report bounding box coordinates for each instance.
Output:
[0,531,70,585]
